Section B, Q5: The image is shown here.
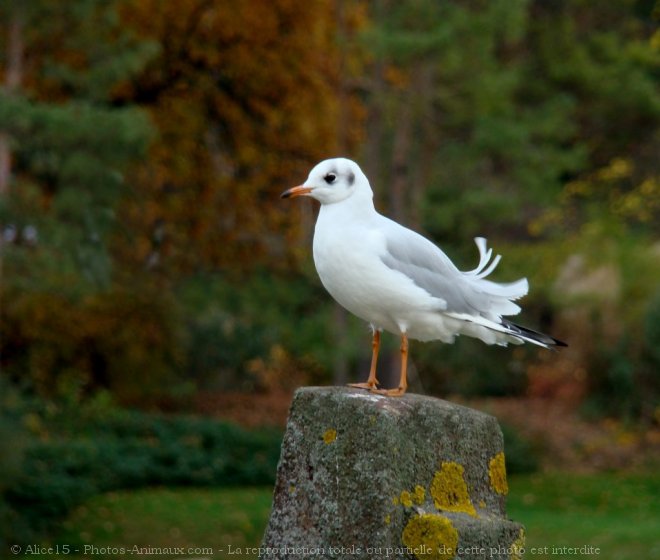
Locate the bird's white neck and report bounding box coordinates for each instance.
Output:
[317,189,377,225]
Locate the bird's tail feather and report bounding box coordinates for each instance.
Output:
[466,237,501,279]
[451,239,566,348]
[464,238,529,316]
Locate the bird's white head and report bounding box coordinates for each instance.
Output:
[281,158,372,205]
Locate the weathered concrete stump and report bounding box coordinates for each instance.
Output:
[262,387,524,560]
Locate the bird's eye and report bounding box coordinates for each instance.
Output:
[324,173,337,184]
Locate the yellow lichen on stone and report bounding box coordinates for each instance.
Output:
[402,513,459,560]
[392,496,400,506]
[384,514,391,525]
[399,485,425,508]
[430,462,477,517]
[322,428,337,444]
[400,490,413,507]
[488,452,509,495]
[413,485,426,505]
[510,528,526,560]
[399,490,412,507]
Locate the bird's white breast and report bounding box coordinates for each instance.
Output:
[312,205,446,337]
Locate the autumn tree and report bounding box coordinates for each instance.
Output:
[0,1,154,293]
[114,0,363,277]
[0,1,161,398]
[1,0,367,400]
[110,0,367,392]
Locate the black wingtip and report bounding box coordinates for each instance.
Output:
[502,319,567,349]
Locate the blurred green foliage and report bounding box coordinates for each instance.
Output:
[0,7,154,294]
[178,272,342,392]
[0,0,658,422]
[501,422,541,475]
[0,389,282,546]
[584,289,660,421]
[361,0,660,243]
[412,338,531,397]
[1,285,186,404]
[0,379,30,551]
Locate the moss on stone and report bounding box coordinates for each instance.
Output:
[402,513,459,560]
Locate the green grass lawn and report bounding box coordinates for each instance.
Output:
[17,472,659,559]
[47,487,272,559]
[507,472,660,560]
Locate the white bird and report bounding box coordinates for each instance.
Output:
[281,158,565,396]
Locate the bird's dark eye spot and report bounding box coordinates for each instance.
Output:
[324,173,337,184]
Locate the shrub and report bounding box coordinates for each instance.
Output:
[413,338,529,398]
[0,285,186,406]
[2,394,283,545]
[500,422,540,475]
[583,289,660,421]
[0,380,31,551]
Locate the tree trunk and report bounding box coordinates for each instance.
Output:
[409,63,435,230]
[0,7,24,195]
[363,0,386,201]
[330,0,352,386]
[389,94,413,224]
[0,6,25,300]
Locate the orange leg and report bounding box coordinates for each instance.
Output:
[375,333,408,397]
[348,330,381,390]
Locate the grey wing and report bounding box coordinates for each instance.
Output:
[380,226,528,318]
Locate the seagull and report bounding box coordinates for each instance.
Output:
[281,158,566,396]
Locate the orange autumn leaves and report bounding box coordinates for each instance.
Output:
[114,0,366,275]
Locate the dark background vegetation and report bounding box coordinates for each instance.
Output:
[0,0,659,555]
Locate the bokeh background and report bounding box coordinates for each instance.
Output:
[1,1,659,558]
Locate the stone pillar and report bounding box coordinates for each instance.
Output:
[262,387,524,560]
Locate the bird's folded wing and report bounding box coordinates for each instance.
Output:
[379,225,527,319]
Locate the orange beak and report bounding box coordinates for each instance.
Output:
[281,185,313,199]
